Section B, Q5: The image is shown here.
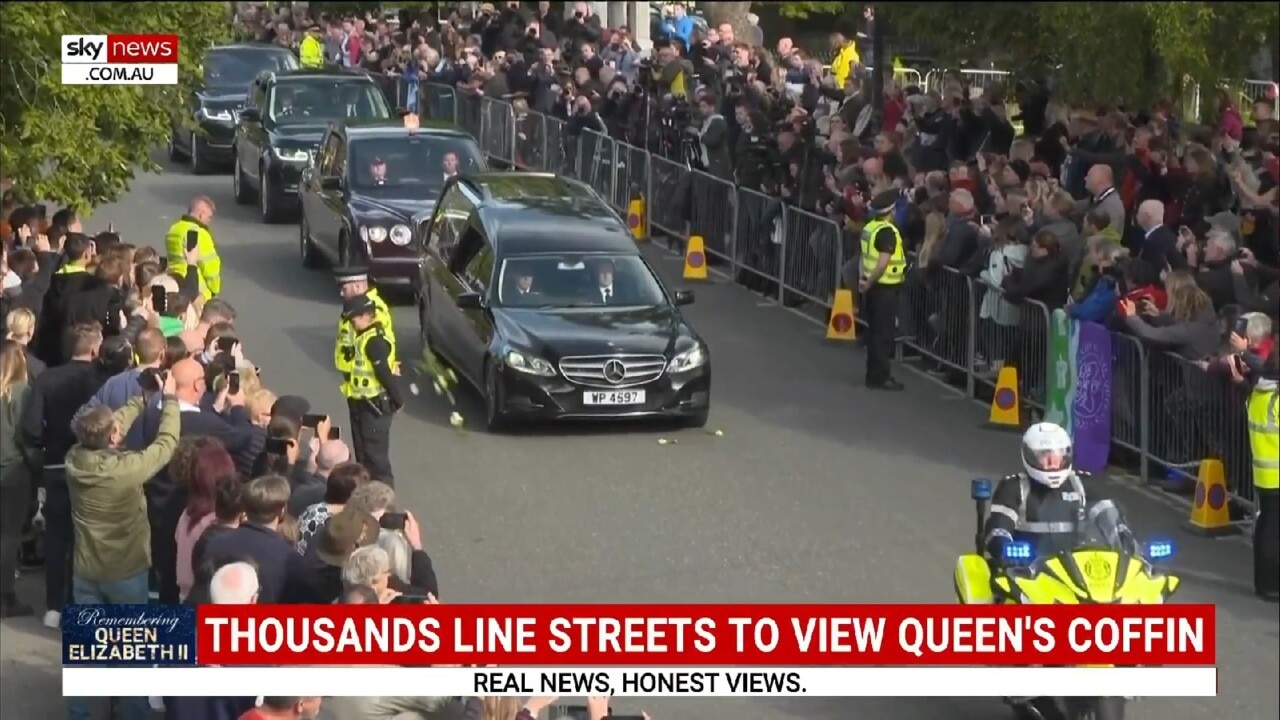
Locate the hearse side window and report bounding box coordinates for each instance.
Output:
[448,229,483,276]
[463,242,496,295]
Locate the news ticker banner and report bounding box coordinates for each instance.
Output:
[60,34,179,85]
[61,604,1218,697]
[65,603,1215,666]
[64,666,1218,698]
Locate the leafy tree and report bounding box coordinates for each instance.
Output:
[0,2,231,210]
[764,2,1278,112]
[700,1,754,47]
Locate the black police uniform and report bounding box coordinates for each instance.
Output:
[341,295,405,486]
[983,472,1089,560]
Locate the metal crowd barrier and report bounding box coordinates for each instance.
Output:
[392,77,1259,511]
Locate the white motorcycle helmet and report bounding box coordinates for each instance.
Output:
[1021,422,1073,488]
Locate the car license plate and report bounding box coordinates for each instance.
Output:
[583,390,646,405]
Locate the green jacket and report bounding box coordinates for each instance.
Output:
[66,394,182,582]
[0,383,29,473]
[158,315,186,338]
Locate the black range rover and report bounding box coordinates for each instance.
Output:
[232,68,393,223]
[416,172,711,431]
[168,43,298,174]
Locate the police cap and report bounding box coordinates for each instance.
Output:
[334,267,369,285]
[868,190,900,216]
[341,294,376,320]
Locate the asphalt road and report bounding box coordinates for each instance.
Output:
[2,157,1276,720]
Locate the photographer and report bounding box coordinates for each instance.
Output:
[690,94,732,181]
[345,481,439,598]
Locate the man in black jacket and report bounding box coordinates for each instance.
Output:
[19,322,108,627]
[34,233,97,365]
[129,357,256,603]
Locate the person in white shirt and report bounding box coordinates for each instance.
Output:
[594,260,617,304]
[441,152,459,181]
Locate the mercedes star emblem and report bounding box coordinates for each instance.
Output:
[603,359,627,384]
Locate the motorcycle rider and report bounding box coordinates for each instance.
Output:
[984,422,1089,561]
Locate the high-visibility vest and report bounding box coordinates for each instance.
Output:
[55,263,87,275]
[335,289,394,377]
[345,324,396,400]
[164,217,221,299]
[299,35,324,68]
[1247,385,1279,490]
[860,218,906,286]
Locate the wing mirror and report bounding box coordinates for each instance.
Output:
[238,107,260,123]
[456,292,485,310]
[320,176,342,191]
[673,289,695,306]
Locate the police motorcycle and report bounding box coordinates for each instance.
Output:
[954,478,1183,720]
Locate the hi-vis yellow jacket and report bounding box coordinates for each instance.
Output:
[164,216,221,299]
[832,41,861,90]
[299,35,324,68]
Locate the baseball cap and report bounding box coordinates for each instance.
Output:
[1207,211,1242,239]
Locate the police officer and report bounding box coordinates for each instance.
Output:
[858,190,906,391]
[334,267,394,396]
[1248,348,1279,601]
[164,196,221,299]
[342,294,403,486]
[299,24,325,69]
[983,423,1090,561]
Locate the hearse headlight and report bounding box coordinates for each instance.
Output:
[668,345,707,373]
[504,347,555,377]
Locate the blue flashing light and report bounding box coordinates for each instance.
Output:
[1003,541,1034,563]
[1146,540,1175,561]
[971,478,993,501]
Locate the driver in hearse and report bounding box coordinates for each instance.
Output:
[507,265,540,301]
[367,155,388,186]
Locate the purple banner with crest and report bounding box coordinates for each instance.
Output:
[1070,320,1113,472]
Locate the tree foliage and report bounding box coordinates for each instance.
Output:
[767,2,1278,110]
[0,2,231,211]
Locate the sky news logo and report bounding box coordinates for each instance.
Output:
[61,34,180,85]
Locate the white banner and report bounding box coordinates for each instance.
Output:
[61,64,177,85]
[63,666,1217,698]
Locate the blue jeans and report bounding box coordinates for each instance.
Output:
[66,570,151,720]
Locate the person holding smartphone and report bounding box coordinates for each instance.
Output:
[163,195,221,300]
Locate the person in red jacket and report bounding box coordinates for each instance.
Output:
[1116,258,1168,318]
[238,697,322,720]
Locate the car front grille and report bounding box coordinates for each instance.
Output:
[558,354,666,388]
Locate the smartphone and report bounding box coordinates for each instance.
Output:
[559,706,591,720]
[980,215,995,226]
[604,716,646,720]
[264,437,291,454]
[390,595,430,605]
[185,228,200,252]
[379,511,407,532]
[227,371,241,395]
[1234,317,1249,336]
[327,426,341,441]
[301,413,327,429]
[158,257,169,271]
[216,336,237,354]
[150,285,167,313]
[139,368,164,393]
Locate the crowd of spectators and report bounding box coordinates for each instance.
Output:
[237,1,1279,477]
[0,195,476,720]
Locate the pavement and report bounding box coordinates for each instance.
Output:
[2,156,1276,720]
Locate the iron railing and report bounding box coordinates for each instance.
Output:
[385,77,1263,513]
